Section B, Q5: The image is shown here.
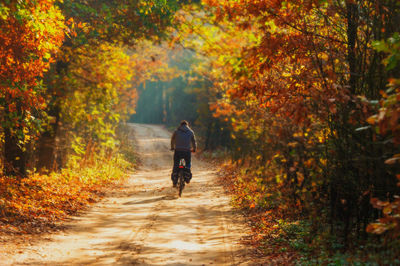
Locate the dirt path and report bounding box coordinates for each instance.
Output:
[3,123,254,265]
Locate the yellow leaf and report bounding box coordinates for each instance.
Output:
[367,115,376,125]
[383,205,392,215]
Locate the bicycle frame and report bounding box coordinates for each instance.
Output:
[177,159,186,197]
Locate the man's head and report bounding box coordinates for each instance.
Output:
[180,120,189,126]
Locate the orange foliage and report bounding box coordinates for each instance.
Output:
[0,0,65,112]
[218,161,298,262]
[0,158,129,234]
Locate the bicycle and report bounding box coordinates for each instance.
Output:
[170,148,194,197]
[176,158,188,197]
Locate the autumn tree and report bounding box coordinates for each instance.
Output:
[0,0,65,176]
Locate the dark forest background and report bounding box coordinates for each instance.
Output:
[131,50,231,151]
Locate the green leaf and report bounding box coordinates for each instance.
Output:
[372,40,389,53]
[386,55,398,71]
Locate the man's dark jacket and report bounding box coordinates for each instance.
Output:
[171,125,197,151]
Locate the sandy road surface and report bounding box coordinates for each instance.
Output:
[3,123,253,265]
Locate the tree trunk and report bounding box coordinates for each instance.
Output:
[4,126,26,177]
[36,105,61,172]
[346,1,359,94]
[204,120,213,151]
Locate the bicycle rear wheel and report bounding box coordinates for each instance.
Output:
[178,170,185,197]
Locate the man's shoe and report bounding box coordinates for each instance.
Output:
[185,172,192,184]
[171,172,177,185]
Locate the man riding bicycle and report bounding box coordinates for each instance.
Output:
[170,120,197,187]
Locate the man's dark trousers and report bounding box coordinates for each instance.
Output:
[173,150,191,173]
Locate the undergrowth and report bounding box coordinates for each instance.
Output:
[219,162,400,265]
